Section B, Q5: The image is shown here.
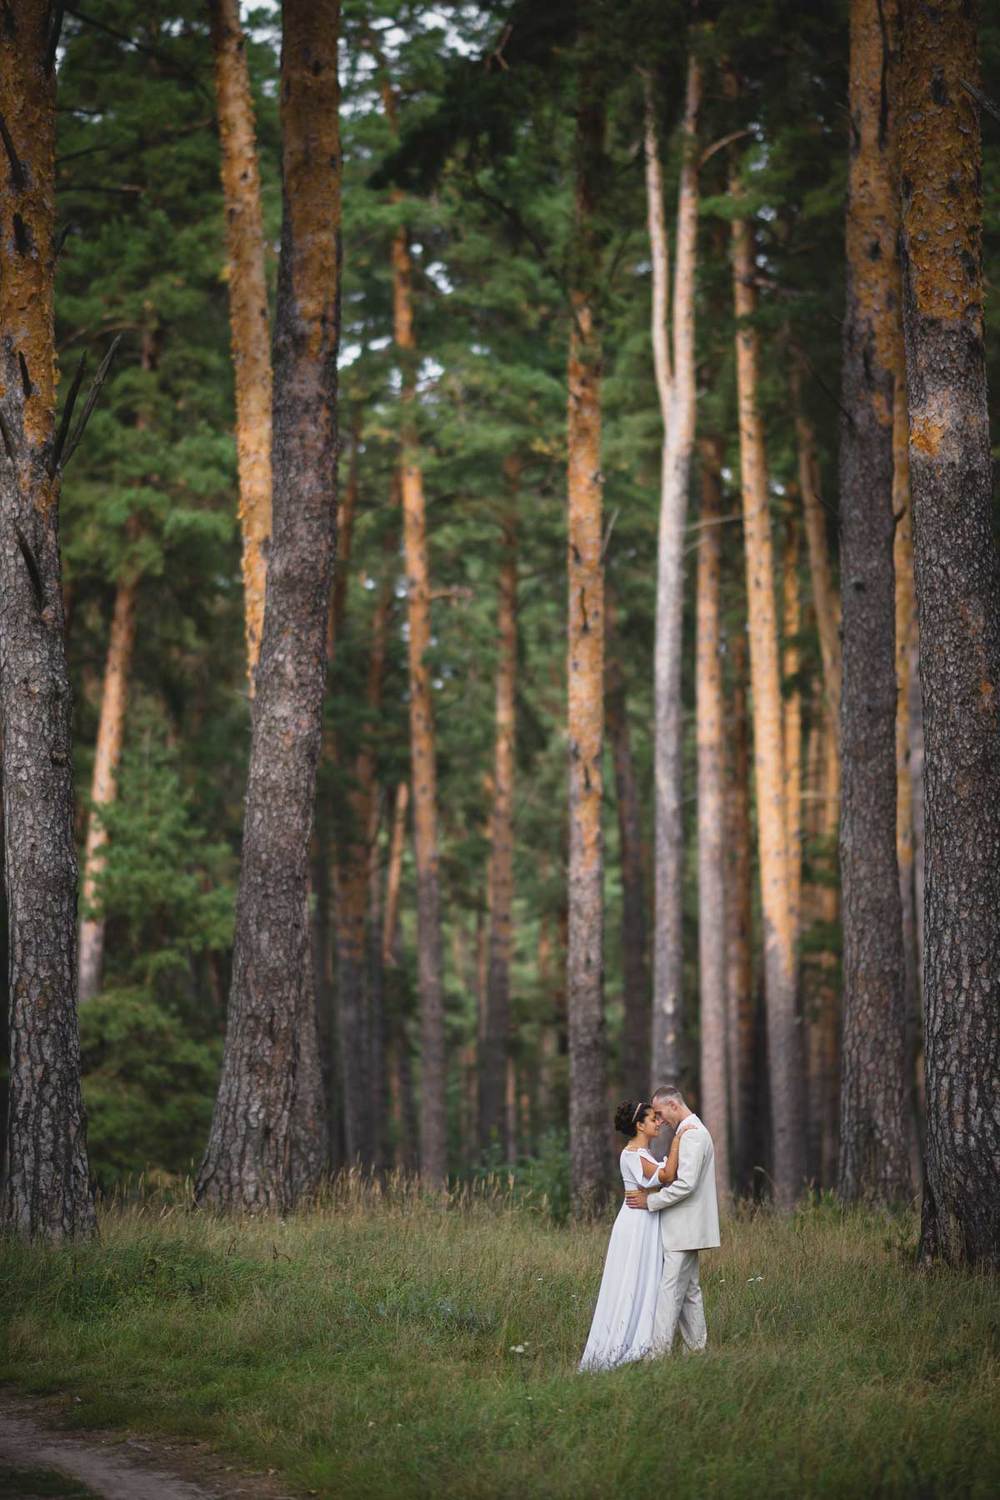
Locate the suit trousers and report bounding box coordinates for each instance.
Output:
[652,1248,707,1354]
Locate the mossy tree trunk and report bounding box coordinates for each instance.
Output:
[897,0,1000,1269]
[196,0,340,1213]
[0,1,95,1239]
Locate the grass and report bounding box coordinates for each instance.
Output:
[0,1470,98,1498]
[1,1177,998,1498]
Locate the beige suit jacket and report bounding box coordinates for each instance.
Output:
[645,1120,721,1251]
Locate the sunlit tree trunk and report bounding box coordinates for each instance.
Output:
[196,0,340,1213]
[838,0,911,1206]
[646,57,701,1086]
[77,554,138,1003]
[566,74,607,1208]
[209,0,272,691]
[791,358,841,721]
[479,461,518,1150]
[729,169,803,1208]
[78,323,158,1003]
[695,437,729,1194]
[605,591,649,1098]
[382,779,408,968]
[0,0,95,1239]
[724,627,754,1193]
[898,0,1000,1269]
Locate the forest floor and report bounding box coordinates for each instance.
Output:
[1,1180,998,1499]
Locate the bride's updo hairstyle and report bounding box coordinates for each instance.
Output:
[614,1099,651,1137]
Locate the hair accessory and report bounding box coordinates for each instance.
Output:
[631,1101,645,1124]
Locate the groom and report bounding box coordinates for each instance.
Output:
[625,1085,721,1355]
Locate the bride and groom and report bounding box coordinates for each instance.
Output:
[579,1085,721,1372]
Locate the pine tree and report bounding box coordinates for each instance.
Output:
[838,0,911,1206]
[0,1,96,1239]
[897,0,1000,1269]
[196,0,340,1213]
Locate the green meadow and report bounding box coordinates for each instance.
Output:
[2,1181,998,1498]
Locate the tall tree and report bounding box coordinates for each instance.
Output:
[605,591,649,1098]
[695,436,730,1193]
[196,0,340,1213]
[209,0,272,692]
[0,1,96,1238]
[729,154,804,1209]
[782,511,802,952]
[724,626,754,1192]
[838,0,911,1205]
[77,518,140,1003]
[566,59,608,1208]
[479,460,518,1151]
[645,55,702,1086]
[897,0,1000,1269]
[78,322,159,1004]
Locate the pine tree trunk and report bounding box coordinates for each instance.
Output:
[566,79,607,1210]
[334,554,391,1165]
[605,592,649,1099]
[806,702,842,1190]
[782,512,802,952]
[838,0,911,1206]
[479,466,518,1150]
[209,0,272,692]
[695,437,730,1195]
[382,779,408,967]
[646,59,701,1086]
[397,313,447,1182]
[729,177,804,1208]
[77,565,138,1002]
[724,628,754,1194]
[791,358,841,720]
[897,0,1000,1269]
[0,2,95,1239]
[893,372,924,1186]
[195,0,340,1213]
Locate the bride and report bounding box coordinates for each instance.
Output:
[578,1099,692,1372]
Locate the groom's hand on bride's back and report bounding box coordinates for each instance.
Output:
[625,1188,652,1210]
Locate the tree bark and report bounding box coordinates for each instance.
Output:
[805,701,842,1190]
[724,628,754,1194]
[646,58,701,1086]
[838,0,911,1206]
[479,462,518,1151]
[729,171,804,1208]
[605,592,649,1099]
[396,247,447,1183]
[0,2,95,1239]
[77,559,138,1003]
[78,318,157,1006]
[782,511,802,953]
[382,779,408,968]
[195,0,340,1213]
[566,72,608,1211]
[209,0,272,693]
[695,437,730,1195]
[897,0,1000,1269]
[332,562,390,1166]
[791,357,841,722]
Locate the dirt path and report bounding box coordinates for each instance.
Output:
[0,1397,300,1500]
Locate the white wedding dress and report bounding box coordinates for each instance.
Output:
[579,1147,664,1372]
